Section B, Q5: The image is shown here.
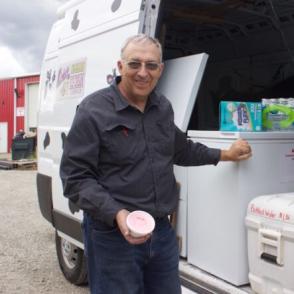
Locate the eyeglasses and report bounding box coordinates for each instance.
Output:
[123,60,161,71]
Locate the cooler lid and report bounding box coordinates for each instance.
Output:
[248,193,294,225]
[156,53,208,132]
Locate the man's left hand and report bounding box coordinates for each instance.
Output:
[220,138,252,162]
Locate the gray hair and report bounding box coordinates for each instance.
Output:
[120,34,163,62]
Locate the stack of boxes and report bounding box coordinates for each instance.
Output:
[219,98,294,132]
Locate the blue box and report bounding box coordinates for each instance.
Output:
[220,101,262,132]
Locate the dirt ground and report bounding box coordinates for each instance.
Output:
[0,170,89,294]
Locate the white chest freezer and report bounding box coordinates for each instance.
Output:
[246,193,294,294]
[186,131,294,286]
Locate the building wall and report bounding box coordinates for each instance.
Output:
[0,74,40,152]
[0,79,14,152]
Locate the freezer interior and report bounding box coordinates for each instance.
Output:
[156,0,294,130]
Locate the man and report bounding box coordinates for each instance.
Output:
[60,34,251,294]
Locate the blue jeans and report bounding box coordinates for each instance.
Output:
[83,214,181,294]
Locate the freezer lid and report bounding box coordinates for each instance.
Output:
[156,53,208,132]
[188,130,294,141]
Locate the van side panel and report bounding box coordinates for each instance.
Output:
[38,0,142,235]
[60,0,142,48]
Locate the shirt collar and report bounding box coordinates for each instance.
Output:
[111,77,129,111]
[111,76,161,112]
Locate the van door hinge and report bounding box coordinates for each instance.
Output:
[138,0,161,37]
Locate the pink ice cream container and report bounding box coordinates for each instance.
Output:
[126,210,155,237]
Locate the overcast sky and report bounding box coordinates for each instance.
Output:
[0,0,69,78]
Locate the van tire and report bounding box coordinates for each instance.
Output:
[55,232,88,285]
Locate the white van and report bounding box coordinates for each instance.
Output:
[37,0,294,292]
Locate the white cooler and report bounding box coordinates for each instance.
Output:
[246,193,294,294]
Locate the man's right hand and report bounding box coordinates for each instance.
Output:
[116,209,151,245]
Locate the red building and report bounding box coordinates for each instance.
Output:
[0,73,40,153]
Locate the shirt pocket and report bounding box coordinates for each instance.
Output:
[152,120,175,155]
[103,121,140,164]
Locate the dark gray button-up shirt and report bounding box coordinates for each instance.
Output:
[60,78,221,226]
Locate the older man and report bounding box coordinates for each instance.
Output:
[60,34,251,294]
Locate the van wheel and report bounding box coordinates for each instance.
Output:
[55,232,88,285]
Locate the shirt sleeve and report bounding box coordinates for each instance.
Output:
[59,103,125,226]
[173,126,221,166]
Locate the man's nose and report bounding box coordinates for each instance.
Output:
[137,64,149,77]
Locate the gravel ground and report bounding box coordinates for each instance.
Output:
[0,169,194,294]
[0,170,89,294]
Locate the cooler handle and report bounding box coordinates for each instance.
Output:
[258,228,283,266]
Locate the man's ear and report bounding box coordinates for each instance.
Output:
[158,62,164,76]
[117,60,123,74]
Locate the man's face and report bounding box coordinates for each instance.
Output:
[117,42,164,101]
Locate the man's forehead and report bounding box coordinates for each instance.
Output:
[123,42,161,60]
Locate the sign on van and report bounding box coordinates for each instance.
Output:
[56,59,86,99]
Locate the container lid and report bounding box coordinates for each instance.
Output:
[247,192,294,225]
[187,130,294,140]
[157,53,208,132]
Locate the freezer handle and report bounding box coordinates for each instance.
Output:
[258,228,283,266]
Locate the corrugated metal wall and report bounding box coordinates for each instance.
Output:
[0,74,40,152]
[0,79,14,152]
